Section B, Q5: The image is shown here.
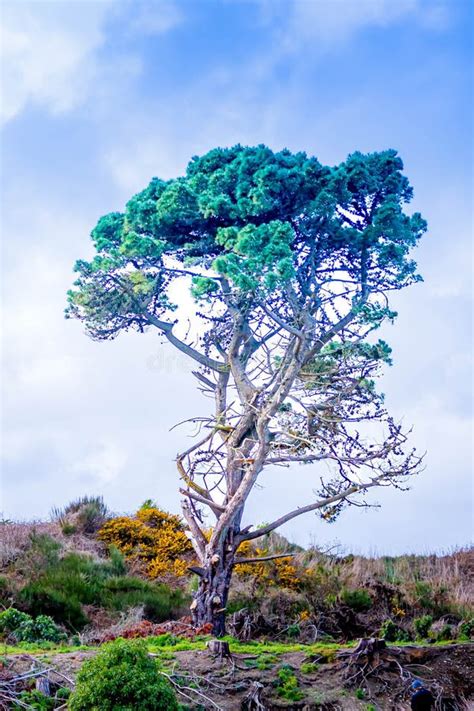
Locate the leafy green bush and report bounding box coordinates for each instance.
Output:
[276,665,304,702]
[413,614,433,639]
[0,608,30,634]
[68,638,179,710]
[458,618,474,640]
[0,608,65,643]
[379,618,410,642]
[340,588,372,611]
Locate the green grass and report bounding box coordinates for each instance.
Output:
[1,635,469,658]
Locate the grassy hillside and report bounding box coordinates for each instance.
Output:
[0,498,472,709]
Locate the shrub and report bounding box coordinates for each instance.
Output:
[433,623,452,641]
[108,545,127,576]
[379,618,410,642]
[340,588,372,611]
[68,638,179,710]
[458,618,474,640]
[0,608,30,634]
[19,614,66,643]
[413,614,433,639]
[412,581,434,609]
[276,665,304,702]
[98,507,192,580]
[15,533,61,579]
[19,583,89,631]
[101,577,185,622]
[234,541,301,590]
[0,608,65,643]
[17,544,184,630]
[51,495,109,535]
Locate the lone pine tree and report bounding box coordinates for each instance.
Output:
[67,145,426,636]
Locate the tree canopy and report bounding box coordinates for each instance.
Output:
[67,145,425,345]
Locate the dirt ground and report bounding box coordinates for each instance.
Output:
[2,642,473,710]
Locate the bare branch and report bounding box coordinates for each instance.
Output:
[233,552,295,565]
[239,474,397,542]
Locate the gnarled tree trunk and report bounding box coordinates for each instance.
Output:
[190,533,236,637]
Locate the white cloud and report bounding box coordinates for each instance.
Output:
[126,0,183,36]
[0,2,110,124]
[257,0,450,53]
[0,0,183,125]
[287,0,418,45]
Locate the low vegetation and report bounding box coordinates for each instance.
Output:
[68,638,179,710]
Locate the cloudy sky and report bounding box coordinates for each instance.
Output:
[1,0,472,554]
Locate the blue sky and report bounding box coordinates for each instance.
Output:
[1,0,472,553]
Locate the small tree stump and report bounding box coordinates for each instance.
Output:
[36,677,51,696]
[207,638,231,661]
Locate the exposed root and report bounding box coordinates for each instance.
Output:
[242,681,266,710]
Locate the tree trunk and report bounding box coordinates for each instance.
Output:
[190,534,236,637]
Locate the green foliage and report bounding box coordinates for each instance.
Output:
[413,614,433,639]
[244,652,278,670]
[13,687,70,710]
[355,688,366,699]
[413,581,434,609]
[13,689,56,710]
[0,608,30,633]
[108,545,128,576]
[68,638,179,710]
[19,582,89,631]
[379,619,410,642]
[0,575,12,607]
[340,588,372,611]
[0,608,65,643]
[18,550,183,630]
[16,533,62,576]
[458,618,474,640]
[101,577,184,622]
[432,623,452,641]
[276,665,304,702]
[300,661,319,674]
[67,144,426,340]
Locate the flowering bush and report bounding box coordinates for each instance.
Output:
[98,505,192,580]
[234,541,301,590]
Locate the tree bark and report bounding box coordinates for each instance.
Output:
[190,530,238,637]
